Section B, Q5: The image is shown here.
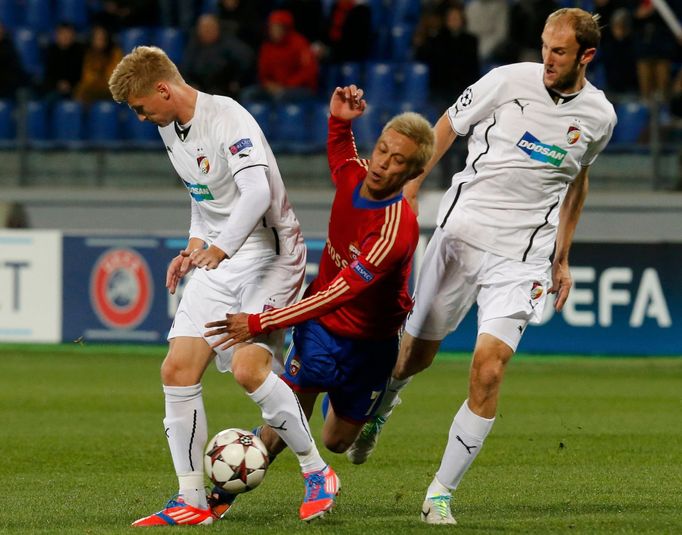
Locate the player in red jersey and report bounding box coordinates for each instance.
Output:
[205,84,434,457]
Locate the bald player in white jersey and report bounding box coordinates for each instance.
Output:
[108,46,339,526]
[345,8,617,525]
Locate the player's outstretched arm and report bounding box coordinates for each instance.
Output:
[403,112,457,215]
[330,85,366,121]
[166,237,205,294]
[550,166,589,311]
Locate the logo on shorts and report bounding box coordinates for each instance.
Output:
[351,260,374,282]
[289,357,301,376]
[90,248,153,329]
[530,281,544,300]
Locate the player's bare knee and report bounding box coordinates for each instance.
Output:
[323,436,350,453]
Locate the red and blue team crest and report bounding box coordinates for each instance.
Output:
[348,241,361,260]
[289,356,301,376]
[90,248,153,329]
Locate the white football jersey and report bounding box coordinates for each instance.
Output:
[159,92,301,260]
[438,62,617,262]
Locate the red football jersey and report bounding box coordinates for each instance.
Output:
[249,115,419,339]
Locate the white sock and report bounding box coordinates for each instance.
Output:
[163,384,208,509]
[434,399,495,492]
[375,375,411,419]
[248,372,326,473]
[426,476,451,498]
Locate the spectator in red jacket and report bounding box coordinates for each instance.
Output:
[241,9,318,102]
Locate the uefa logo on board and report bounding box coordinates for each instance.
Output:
[90,248,153,329]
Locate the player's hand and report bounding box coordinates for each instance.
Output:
[166,251,193,295]
[330,85,367,121]
[183,245,227,270]
[549,259,572,312]
[204,313,253,350]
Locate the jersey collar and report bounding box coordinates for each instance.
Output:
[352,181,403,209]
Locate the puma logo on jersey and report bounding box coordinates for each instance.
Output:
[513,99,529,114]
[516,132,567,167]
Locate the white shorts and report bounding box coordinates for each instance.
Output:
[405,227,550,352]
[168,238,306,374]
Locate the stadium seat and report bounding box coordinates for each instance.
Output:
[119,27,153,54]
[274,102,310,153]
[123,111,159,146]
[89,100,121,146]
[25,0,52,33]
[245,102,271,140]
[310,101,329,152]
[365,62,396,104]
[402,62,429,108]
[56,0,88,30]
[370,26,391,61]
[201,0,218,14]
[339,62,363,88]
[390,24,414,62]
[389,0,420,26]
[52,99,84,144]
[26,100,49,143]
[0,99,15,141]
[351,103,383,151]
[0,0,21,29]
[612,102,650,144]
[155,27,185,65]
[14,28,43,81]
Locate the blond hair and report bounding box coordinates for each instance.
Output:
[546,8,601,55]
[108,46,183,103]
[381,112,435,171]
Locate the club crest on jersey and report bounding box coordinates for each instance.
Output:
[351,260,374,282]
[566,121,581,145]
[530,281,544,300]
[182,179,214,201]
[516,132,567,167]
[197,155,210,174]
[348,242,361,260]
[289,357,301,376]
[229,138,253,155]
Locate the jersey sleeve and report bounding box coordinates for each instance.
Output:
[447,67,505,136]
[188,197,209,242]
[249,201,414,335]
[327,115,364,184]
[580,106,617,166]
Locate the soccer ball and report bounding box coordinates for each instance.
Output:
[204,428,269,494]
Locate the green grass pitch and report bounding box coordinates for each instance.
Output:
[1,344,680,534]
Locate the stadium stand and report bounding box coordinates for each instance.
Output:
[25,0,53,33]
[0,99,14,142]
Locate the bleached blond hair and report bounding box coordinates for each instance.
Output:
[108,46,184,103]
[381,112,435,171]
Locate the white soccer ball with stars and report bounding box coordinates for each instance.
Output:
[204,428,269,494]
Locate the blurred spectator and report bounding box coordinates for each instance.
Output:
[241,10,318,103]
[94,0,159,31]
[181,14,255,98]
[600,8,639,96]
[413,1,447,50]
[217,0,272,50]
[281,0,326,45]
[466,0,509,63]
[507,0,558,63]
[671,66,682,117]
[42,23,85,101]
[632,0,681,101]
[325,0,372,63]
[0,22,29,99]
[158,0,200,31]
[416,3,479,109]
[74,25,123,104]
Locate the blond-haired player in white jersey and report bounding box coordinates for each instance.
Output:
[345,8,617,524]
[108,46,338,526]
